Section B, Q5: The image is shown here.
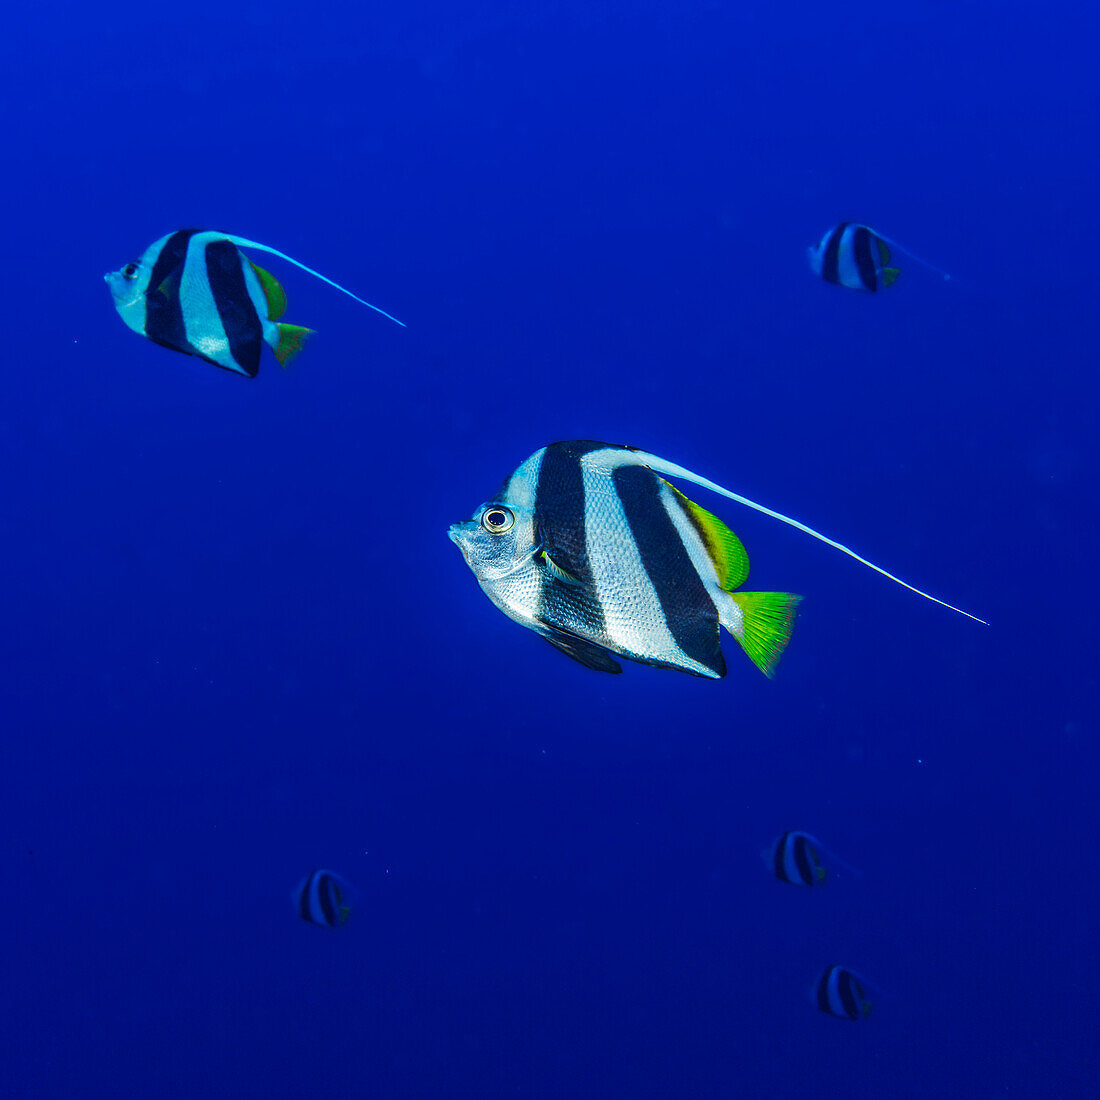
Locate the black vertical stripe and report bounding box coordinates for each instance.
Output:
[792,834,815,886]
[316,873,337,927]
[837,970,862,1019]
[852,227,879,292]
[613,466,725,677]
[821,222,847,285]
[143,229,196,354]
[205,239,264,377]
[534,442,607,639]
[774,832,793,882]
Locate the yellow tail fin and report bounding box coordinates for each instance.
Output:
[273,323,314,368]
[727,591,802,677]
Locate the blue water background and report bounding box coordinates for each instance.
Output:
[2,2,1097,1096]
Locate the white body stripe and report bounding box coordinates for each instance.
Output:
[580,449,716,676]
[242,262,281,349]
[836,224,867,290]
[180,233,234,366]
[502,447,545,511]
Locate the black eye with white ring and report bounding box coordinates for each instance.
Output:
[122,263,139,279]
[481,506,515,533]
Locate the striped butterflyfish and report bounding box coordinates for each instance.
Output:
[770,831,860,886]
[772,831,827,886]
[297,868,354,929]
[815,965,875,1020]
[448,441,984,679]
[808,222,951,292]
[105,230,404,377]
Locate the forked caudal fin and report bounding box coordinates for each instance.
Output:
[635,451,987,624]
[224,235,407,327]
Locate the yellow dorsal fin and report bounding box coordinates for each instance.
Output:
[666,482,750,590]
[877,239,891,264]
[250,261,287,320]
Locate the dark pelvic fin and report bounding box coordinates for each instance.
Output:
[544,630,623,674]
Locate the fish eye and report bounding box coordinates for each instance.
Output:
[122,263,139,280]
[481,506,514,533]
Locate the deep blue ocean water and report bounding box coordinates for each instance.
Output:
[3,2,1097,1096]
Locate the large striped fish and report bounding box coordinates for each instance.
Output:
[449,441,984,679]
[105,229,404,377]
[808,222,950,292]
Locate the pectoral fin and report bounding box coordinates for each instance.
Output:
[544,630,622,673]
[156,265,182,301]
[537,549,584,586]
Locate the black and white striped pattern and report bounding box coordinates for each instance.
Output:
[816,966,873,1020]
[502,442,727,678]
[809,222,889,292]
[297,869,352,929]
[773,831,826,887]
[108,230,279,377]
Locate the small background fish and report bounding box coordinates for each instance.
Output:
[808,222,952,291]
[815,965,876,1020]
[808,222,900,292]
[297,868,355,929]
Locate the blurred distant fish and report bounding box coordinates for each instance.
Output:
[772,831,827,886]
[808,222,951,292]
[297,869,354,929]
[770,831,860,886]
[105,230,404,377]
[808,223,899,292]
[816,965,875,1020]
[449,441,984,678]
